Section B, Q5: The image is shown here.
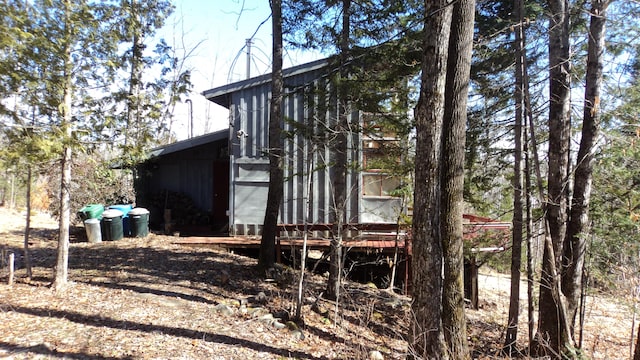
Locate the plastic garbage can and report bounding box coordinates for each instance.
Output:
[84,218,102,243]
[77,204,104,221]
[101,209,124,241]
[108,204,133,236]
[129,208,150,238]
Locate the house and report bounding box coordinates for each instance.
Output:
[202,57,404,236]
[137,58,511,298]
[135,129,230,232]
[138,57,404,236]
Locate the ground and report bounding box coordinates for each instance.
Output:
[0,208,635,359]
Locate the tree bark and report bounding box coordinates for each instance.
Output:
[409,0,451,358]
[504,0,525,352]
[524,126,536,347]
[52,0,73,291]
[440,0,474,357]
[23,166,32,279]
[326,0,351,301]
[126,0,143,149]
[634,320,640,360]
[259,0,284,271]
[562,0,608,336]
[534,0,574,355]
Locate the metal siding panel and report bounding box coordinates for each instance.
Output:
[261,87,269,158]
[281,92,292,224]
[246,89,260,158]
[238,96,248,158]
[234,182,268,225]
[295,95,305,224]
[287,91,298,225]
[252,88,260,158]
[347,110,361,224]
[227,64,371,233]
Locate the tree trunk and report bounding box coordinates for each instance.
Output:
[409,0,451,358]
[440,0,474,357]
[52,0,73,291]
[126,0,143,149]
[634,320,640,360]
[23,166,32,279]
[504,0,525,352]
[534,0,574,355]
[562,0,608,336]
[524,126,536,347]
[326,0,351,301]
[259,0,284,271]
[295,145,315,321]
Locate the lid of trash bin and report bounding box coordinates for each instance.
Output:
[129,207,149,215]
[84,218,100,224]
[101,209,124,218]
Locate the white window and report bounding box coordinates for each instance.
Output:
[363,173,401,197]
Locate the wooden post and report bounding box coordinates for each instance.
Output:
[8,252,14,285]
[470,255,479,309]
[464,255,479,309]
[164,209,172,235]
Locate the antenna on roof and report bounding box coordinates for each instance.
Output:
[246,38,252,79]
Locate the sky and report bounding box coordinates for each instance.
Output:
[157,1,322,141]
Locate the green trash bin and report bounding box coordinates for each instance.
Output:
[77,204,104,221]
[101,209,124,241]
[108,204,133,236]
[129,208,150,238]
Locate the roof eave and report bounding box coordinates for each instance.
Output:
[202,57,332,108]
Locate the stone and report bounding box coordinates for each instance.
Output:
[248,307,268,317]
[257,313,274,325]
[272,320,286,330]
[213,303,234,316]
[220,298,241,307]
[253,291,267,304]
[369,350,384,360]
[290,329,305,341]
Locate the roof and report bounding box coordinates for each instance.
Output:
[202,57,331,108]
[149,128,228,158]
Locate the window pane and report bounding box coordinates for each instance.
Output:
[381,176,401,196]
[363,175,381,196]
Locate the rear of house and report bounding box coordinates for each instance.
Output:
[139,58,404,236]
[203,58,404,236]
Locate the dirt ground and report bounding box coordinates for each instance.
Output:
[0,207,635,359]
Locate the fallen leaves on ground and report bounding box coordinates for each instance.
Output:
[0,208,635,359]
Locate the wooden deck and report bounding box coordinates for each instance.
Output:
[171,219,510,255]
[172,235,408,253]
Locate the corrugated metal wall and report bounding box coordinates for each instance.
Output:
[228,66,364,235]
[148,148,214,212]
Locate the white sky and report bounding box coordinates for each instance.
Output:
[158,1,322,141]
